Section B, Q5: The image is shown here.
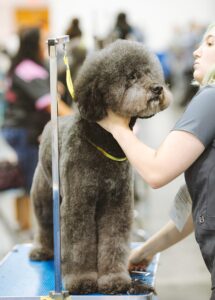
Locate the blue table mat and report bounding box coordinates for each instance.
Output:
[0,243,159,297]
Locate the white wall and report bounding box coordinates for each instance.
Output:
[0,0,214,51]
[50,0,215,50]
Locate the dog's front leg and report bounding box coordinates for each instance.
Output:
[97,188,133,294]
[60,181,98,294]
[29,163,54,260]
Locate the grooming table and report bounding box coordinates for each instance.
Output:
[0,243,159,300]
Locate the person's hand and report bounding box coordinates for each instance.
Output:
[129,259,152,272]
[57,81,66,97]
[97,109,130,134]
[128,246,153,272]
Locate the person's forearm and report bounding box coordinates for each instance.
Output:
[111,125,204,188]
[46,98,73,116]
[112,126,162,188]
[58,99,73,116]
[129,216,193,264]
[144,217,193,254]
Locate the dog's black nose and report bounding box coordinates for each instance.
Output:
[151,85,163,95]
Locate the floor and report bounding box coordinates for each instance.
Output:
[0,98,211,299]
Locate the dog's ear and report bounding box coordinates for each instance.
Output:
[77,78,107,122]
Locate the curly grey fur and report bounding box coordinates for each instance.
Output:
[29,40,171,295]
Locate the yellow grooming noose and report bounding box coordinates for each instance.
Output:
[87,139,127,162]
[63,45,75,100]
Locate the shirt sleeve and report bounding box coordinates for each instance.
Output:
[172,85,215,147]
[169,184,192,232]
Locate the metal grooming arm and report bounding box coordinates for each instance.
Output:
[47,35,70,300]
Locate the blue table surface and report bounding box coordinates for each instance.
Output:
[0,243,159,298]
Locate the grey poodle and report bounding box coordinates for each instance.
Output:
[29,40,171,294]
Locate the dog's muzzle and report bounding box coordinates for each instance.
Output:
[139,114,155,119]
[151,85,163,95]
[148,84,164,104]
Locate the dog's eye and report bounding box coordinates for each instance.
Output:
[144,68,150,74]
[128,73,137,81]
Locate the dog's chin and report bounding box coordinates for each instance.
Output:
[133,111,156,120]
[146,88,172,113]
[139,114,155,119]
[136,103,161,119]
[160,88,172,110]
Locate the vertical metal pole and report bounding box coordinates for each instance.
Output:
[48,41,62,293]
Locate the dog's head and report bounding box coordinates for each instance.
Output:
[75,40,172,121]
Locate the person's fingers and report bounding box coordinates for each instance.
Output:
[129,262,148,272]
[128,255,153,272]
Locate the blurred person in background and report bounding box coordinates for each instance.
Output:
[98,23,215,299]
[105,12,145,46]
[180,21,205,106]
[1,26,72,230]
[0,47,11,125]
[65,17,87,80]
[112,12,136,40]
[169,22,205,106]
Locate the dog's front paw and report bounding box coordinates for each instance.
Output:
[64,272,97,294]
[29,246,53,261]
[98,272,131,294]
[128,278,156,295]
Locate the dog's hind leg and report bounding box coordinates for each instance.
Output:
[29,163,54,260]
[60,180,98,294]
[97,187,133,294]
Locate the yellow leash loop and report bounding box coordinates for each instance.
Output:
[87,139,127,162]
[63,54,75,100]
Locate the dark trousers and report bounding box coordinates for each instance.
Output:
[2,127,38,192]
[186,139,215,300]
[210,288,215,300]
